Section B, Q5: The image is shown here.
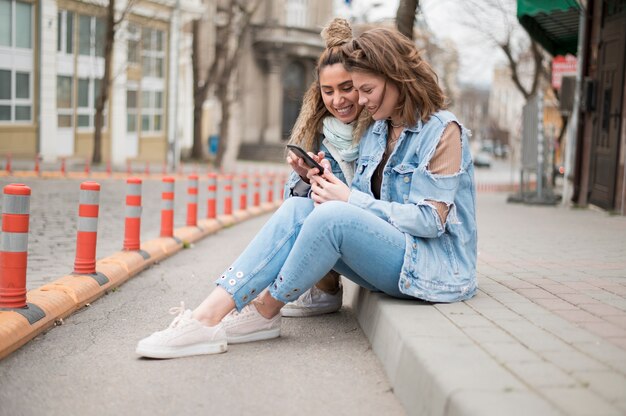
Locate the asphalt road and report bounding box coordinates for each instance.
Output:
[0,212,405,416]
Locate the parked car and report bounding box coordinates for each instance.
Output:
[473,150,493,168]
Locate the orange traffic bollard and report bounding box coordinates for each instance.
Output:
[160,177,175,237]
[253,173,261,207]
[84,158,91,176]
[144,162,150,176]
[34,154,40,176]
[223,175,233,216]
[5,154,12,174]
[267,173,274,203]
[239,174,248,211]
[0,184,31,308]
[73,182,100,274]
[123,178,142,251]
[279,174,287,201]
[207,173,217,219]
[60,157,66,176]
[186,174,198,226]
[106,160,112,177]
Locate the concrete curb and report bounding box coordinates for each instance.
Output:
[0,201,282,360]
[346,282,561,416]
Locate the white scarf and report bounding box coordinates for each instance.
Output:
[322,117,358,162]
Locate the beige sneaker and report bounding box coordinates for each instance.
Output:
[221,303,281,344]
[136,303,227,359]
[281,284,343,317]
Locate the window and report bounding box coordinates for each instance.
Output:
[140,89,163,133]
[75,77,105,129]
[57,75,73,127]
[127,23,140,65]
[141,28,165,78]
[0,0,12,47]
[0,0,33,123]
[0,0,32,48]
[57,10,74,54]
[78,14,105,57]
[15,0,31,48]
[286,0,308,27]
[0,69,32,122]
[127,89,138,132]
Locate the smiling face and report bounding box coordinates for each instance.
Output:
[351,71,400,122]
[319,63,362,124]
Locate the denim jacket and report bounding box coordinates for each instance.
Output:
[348,110,477,302]
[284,139,353,198]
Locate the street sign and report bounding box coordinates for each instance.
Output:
[552,55,578,90]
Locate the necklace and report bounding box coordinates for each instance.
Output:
[389,119,406,128]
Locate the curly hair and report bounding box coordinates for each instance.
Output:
[287,18,370,152]
[342,28,447,125]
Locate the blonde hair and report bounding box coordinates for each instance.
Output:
[343,28,446,125]
[288,18,370,152]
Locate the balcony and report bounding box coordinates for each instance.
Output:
[251,24,325,60]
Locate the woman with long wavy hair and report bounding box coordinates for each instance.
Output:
[136,26,477,359]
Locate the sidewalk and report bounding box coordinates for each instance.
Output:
[350,192,626,416]
[1,167,625,415]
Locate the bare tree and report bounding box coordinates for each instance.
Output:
[191,0,261,168]
[457,0,548,100]
[396,0,420,40]
[92,0,136,164]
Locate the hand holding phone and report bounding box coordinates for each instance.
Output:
[286,144,326,176]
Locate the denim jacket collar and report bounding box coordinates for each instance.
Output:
[371,118,423,136]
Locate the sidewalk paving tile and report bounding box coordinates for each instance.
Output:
[540,387,622,416]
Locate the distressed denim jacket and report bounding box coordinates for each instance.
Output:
[348,110,477,302]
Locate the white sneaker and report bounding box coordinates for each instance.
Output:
[221,303,281,344]
[136,302,227,359]
[281,284,343,317]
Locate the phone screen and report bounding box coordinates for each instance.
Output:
[286,145,325,174]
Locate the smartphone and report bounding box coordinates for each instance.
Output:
[286,144,325,175]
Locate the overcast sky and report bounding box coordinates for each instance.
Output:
[334,0,510,87]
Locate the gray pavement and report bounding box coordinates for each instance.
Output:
[350,192,626,416]
[1,163,626,415]
[0,213,404,416]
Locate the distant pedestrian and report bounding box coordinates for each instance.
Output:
[136,25,477,359]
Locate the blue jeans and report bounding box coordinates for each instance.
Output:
[216,197,411,310]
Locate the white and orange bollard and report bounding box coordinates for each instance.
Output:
[207,173,217,219]
[4,154,12,175]
[223,174,233,216]
[253,173,261,207]
[0,184,31,308]
[160,177,175,238]
[267,173,274,204]
[73,182,100,275]
[34,154,41,177]
[123,178,142,251]
[239,174,248,211]
[186,174,198,226]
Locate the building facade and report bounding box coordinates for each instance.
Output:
[518,0,626,214]
[234,0,334,162]
[0,0,202,167]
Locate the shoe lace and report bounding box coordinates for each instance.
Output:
[167,302,187,328]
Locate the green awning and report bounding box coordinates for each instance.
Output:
[517,0,581,56]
